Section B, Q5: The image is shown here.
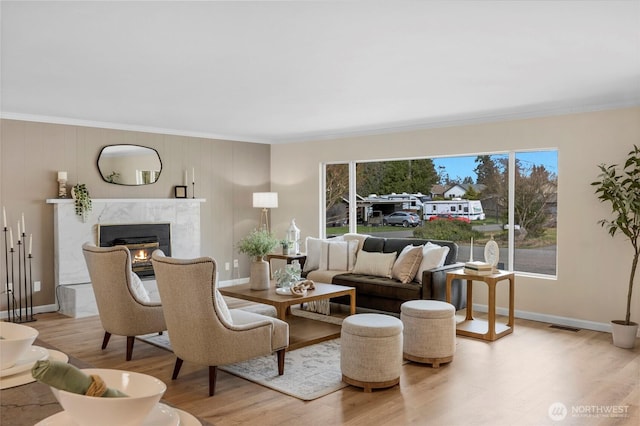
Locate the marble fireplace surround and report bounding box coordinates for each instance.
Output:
[46,198,205,317]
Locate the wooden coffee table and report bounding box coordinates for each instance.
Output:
[219,282,356,350]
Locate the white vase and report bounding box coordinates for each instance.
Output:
[250,257,270,290]
[611,320,639,349]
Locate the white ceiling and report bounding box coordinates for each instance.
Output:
[1,1,639,144]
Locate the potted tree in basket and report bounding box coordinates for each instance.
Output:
[592,144,640,348]
[237,229,279,290]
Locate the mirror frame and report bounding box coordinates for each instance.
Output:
[97,144,163,186]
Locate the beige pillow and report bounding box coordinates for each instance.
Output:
[129,272,151,303]
[303,236,345,272]
[342,233,369,252]
[214,289,233,324]
[392,245,424,284]
[352,251,397,278]
[415,243,450,284]
[318,239,358,271]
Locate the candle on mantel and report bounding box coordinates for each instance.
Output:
[17,221,21,242]
[9,227,13,249]
[21,213,25,234]
[2,206,6,228]
[192,167,195,184]
[29,234,33,255]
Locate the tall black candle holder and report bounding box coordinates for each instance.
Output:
[192,181,195,199]
[2,227,35,323]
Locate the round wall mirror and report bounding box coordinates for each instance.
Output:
[97,145,162,185]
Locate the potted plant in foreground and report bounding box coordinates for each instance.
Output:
[237,229,279,290]
[592,144,640,348]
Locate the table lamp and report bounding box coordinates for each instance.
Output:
[253,192,278,232]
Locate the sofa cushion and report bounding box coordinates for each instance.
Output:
[319,239,358,271]
[307,269,350,283]
[342,233,369,251]
[352,251,397,278]
[391,245,424,284]
[303,236,345,272]
[415,243,450,284]
[332,273,422,300]
[361,237,458,266]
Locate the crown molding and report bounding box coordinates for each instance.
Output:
[2,100,638,145]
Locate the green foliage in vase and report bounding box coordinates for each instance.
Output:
[237,229,279,259]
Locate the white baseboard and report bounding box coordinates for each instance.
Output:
[218,277,249,288]
[1,304,59,320]
[471,303,622,335]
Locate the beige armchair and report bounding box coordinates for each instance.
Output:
[82,243,166,361]
[151,251,289,396]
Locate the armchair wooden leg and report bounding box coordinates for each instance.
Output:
[172,358,184,380]
[101,332,111,350]
[276,349,285,375]
[126,336,135,361]
[209,366,217,397]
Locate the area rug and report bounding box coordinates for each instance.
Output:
[137,309,347,400]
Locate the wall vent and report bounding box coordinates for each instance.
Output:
[549,324,581,332]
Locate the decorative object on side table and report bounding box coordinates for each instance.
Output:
[464,237,493,276]
[592,144,640,348]
[237,229,279,290]
[484,235,500,272]
[287,218,301,254]
[280,239,290,255]
[71,184,92,222]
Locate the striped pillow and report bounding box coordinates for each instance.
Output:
[318,240,358,271]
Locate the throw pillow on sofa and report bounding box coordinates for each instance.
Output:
[352,251,397,278]
[303,236,344,272]
[415,242,450,284]
[342,233,369,252]
[319,239,358,271]
[391,245,424,284]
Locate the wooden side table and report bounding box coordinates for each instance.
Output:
[445,268,515,341]
[265,253,307,278]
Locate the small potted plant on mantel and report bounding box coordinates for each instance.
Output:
[592,144,640,348]
[237,229,279,290]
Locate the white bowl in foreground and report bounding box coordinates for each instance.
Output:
[0,322,39,370]
[50,368,166,426]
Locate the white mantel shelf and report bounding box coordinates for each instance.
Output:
[46,198,206,204]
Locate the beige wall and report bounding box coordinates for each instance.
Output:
[0,119,271,310]
[3,107,639,328]
[270,107,640,328]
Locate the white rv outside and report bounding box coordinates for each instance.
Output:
[423,199,486,221]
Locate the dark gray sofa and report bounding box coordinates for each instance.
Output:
[312,236,467,313]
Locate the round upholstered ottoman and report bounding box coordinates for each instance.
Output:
[340,313,403,392]
[401,300,455,368]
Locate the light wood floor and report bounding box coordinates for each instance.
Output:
[20,310,640,426]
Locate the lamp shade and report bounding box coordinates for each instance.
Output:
[253,192,278,209]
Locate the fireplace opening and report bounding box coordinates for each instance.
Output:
[98,223,171,277]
